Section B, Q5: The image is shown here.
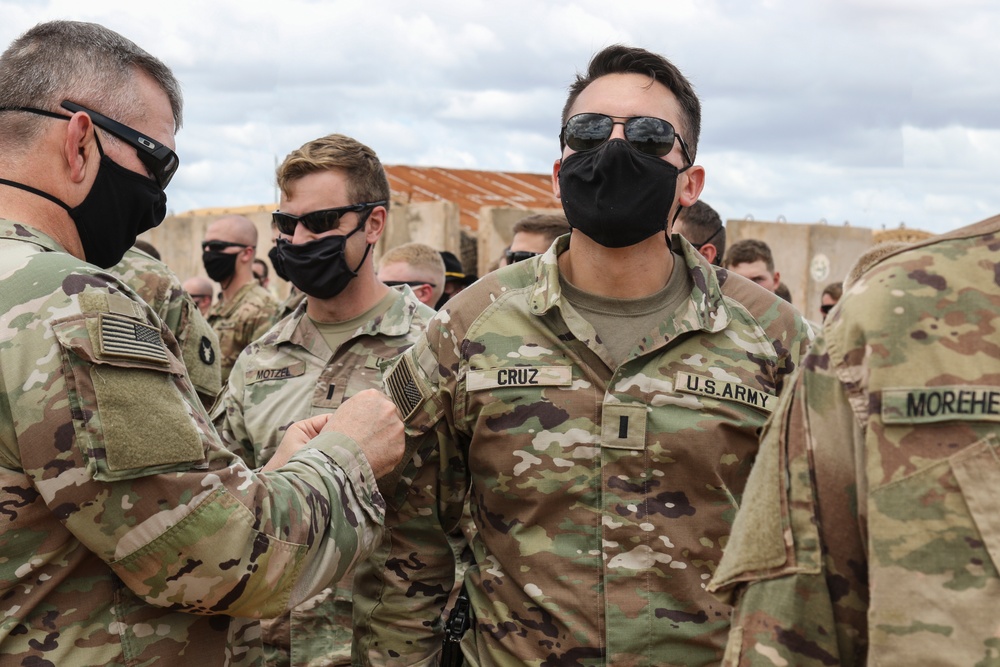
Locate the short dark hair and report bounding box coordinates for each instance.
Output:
[513,213,570,245]
[821,281,843,301]
[724,239,775,273]
[133,239,161,260]
[676,201,725,261]
[561,44,701,160]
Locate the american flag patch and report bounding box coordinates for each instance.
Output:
[98,313,169,364]
[384,356,426,420]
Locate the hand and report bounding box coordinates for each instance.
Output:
[320,389,405,478]
[262,414,333,471]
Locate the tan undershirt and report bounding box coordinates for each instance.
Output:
[309,291,395,354]
[560,252,692,366]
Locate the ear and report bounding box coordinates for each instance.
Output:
[678,165,705,207]
[773,272,781,286]
[551,159,562,199]
[364,206,387,244]
[63,112,98,185]
[414,283,434,305]
[700,243,718,266]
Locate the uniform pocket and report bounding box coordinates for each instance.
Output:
[54,314,207,482]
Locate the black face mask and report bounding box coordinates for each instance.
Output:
[275,218,371,300]
[268,245,289,282]
[202,250,239,283]
[0,141,166,268]
[557,139,687,248]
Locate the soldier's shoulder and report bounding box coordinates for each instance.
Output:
[436,263,534,332]
[716,267,807,338]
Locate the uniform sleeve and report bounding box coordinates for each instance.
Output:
[708,332,869,666]
[176,291,223,409]
[353,339,468,666]
[212,350,258,468]
[20,288,385,619]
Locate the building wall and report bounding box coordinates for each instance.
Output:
[725,220,876,322]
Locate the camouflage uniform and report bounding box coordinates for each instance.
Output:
[709,216,1000,666]
[214,287,434,666]
[207,281,281,384]
[353,235,814,666]
[0,220,387,666]
[111,246,222,409]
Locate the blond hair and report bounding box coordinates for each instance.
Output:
[276,133,390,207]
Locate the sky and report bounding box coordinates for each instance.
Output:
[2,0,999,234]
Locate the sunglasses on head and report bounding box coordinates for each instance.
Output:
[505,250,537,264]
[384,280,436,289]
[61,101,179,188]
[560,113,692,164]
[202,240,248,253]
[271,201,387,236]
[820,304,835,315]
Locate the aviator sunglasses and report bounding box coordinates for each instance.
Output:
[560,113,692,165]
[0,101,180,188]
[272,201,388,236]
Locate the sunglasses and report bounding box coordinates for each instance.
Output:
[560,113,692,164]
[820,304,835,315]
[505,250,537,264]
[202,240,249,253]
[272,201,387,236]
[61,101,180,188]
[384,280,436,289]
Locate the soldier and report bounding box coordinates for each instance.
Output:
[353,44,814,665]
[723,239,783,295]
[112,243,222,409]
[214,134,436,666]
[709,215,1000,665]
[0,20,403,665]
[203,214,281,383]
[377,241,447,308]
[183,274,215,315]
[504,212,570,264]
[673,199,725,266]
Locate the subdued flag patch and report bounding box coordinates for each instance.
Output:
[98,313,169,364]
[384,355,426,420]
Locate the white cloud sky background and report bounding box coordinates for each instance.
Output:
[3,0,999,234]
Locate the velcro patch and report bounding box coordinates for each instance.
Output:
[601,403,647,450]
[882,386,1000,424]
[245,361,306,385]
[674,371,775,413]
[384,355,427,421]
[98,313,169,364]
[467,366,573,391]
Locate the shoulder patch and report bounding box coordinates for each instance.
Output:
[98,313,169,364]
[674,371,775,413]
[245,361,306,385]
[384,354,428,421]
[198,335,216,365]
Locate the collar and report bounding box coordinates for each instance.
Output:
[0,218,68,253]
[528,232,731,334]
[274,285,426,359]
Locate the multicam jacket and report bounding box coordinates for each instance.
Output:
[0,220,386,666]
[214,286,434,666]
[710,215,1000,666]
[111,245,222,409]
[353,234,814,666]
[208,280,281,384]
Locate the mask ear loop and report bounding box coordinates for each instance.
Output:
[346,206,378,276]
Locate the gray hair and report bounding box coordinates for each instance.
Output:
[0,20,182,150]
